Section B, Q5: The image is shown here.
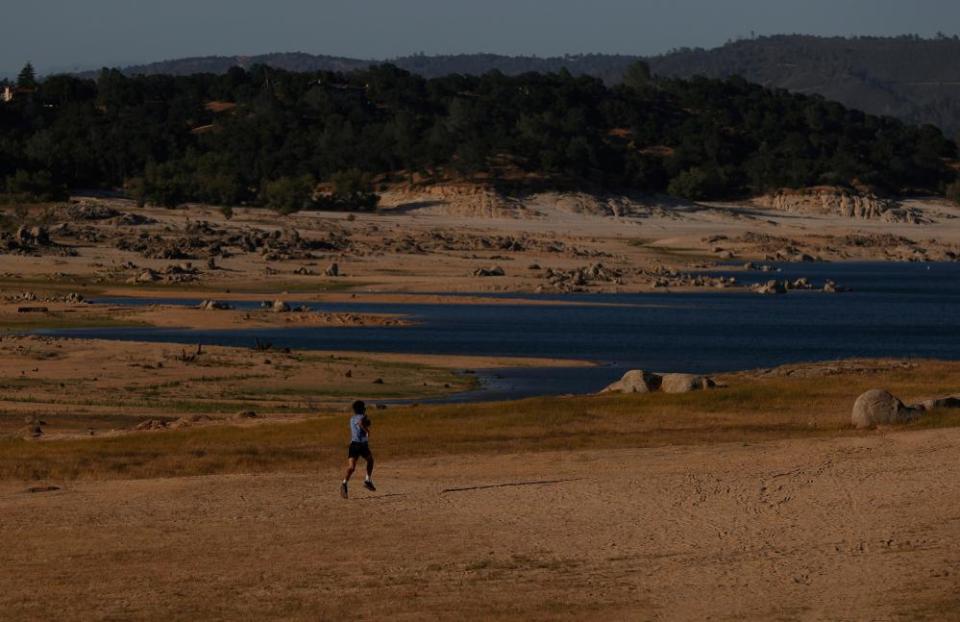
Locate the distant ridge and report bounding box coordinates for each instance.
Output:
[77,51,640,84]
[76,35,960,135]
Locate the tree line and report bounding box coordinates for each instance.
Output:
[0,61,957,211]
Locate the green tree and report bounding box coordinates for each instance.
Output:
[325,169,379,211]
[16,63,36,89]
[622,61,652,90]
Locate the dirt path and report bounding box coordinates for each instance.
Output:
[3,429,959,620]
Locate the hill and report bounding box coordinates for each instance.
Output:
[650,35,960,137]
[3,64,956,209]
[87,36,960,135]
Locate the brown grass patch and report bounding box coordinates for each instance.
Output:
[5,358,960,482]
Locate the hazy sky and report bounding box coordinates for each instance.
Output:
[3,0,959,76]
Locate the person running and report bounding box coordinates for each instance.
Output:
[340,400,375,498]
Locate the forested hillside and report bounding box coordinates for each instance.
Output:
[1,63,956,210]
[651,35,960,136]
[88,36,960,135]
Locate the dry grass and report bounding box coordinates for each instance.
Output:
[5,358,960,482]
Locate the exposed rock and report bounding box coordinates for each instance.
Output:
[851,389,923,429]
[753,280,787,295]
[661,373,716,394]
[135,269,160,283]
[14,225,51,247]
[113,212,158,226]
[473,265,505,277]
[916,396,960,411]
[134,419,170,431]
[62,203,121,221]
[755,187,926,222]
[23,425,44,439]
[325,262,340,277]
[822,280,849,293]
[602,370,716,394]
[271,300,291,313]
[198,300,231,311]
[602,370,662,394]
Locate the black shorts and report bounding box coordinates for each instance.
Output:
[348,442,372,460]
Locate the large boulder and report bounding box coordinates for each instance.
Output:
[661,373,716,394]
[602,370,662,394]
[602,370,716,394]
[851,389,922,429]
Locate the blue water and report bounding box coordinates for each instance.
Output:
[38,262,960,400]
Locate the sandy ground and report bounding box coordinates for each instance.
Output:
[2,428,959,621]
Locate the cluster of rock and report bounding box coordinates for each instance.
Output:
[851,389,960,428]
[2,291,85,304]
[134,413,227,431]
[534,263,624,292]
[130,263,202,284]
[601,370,717,394]
[198,300,232,311]
[261,300,311,313]
[59,203,159,226]
[376,229,606,258]
[0,225,73,256]
[730,233,822,263]
[60,203,121,221]
[50,222,104,244]
[643,266,738,289]
[116,223,349,261]
[751,278,847,295]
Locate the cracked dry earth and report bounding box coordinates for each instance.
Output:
[2,429,960,621]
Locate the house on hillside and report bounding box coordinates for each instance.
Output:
[1,85,35,103]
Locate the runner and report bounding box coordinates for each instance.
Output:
[340,400,375,498]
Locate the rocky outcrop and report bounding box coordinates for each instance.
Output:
[540,263,623,291]
[851,389,923,428]
[602,370,717,394]
[755,187,926,223]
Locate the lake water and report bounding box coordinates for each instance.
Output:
[39,262,960,401]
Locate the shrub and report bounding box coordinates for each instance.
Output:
[1,169,68,203]
[667,167,728,201]
[262,175,316,214]
[946,180,960,205]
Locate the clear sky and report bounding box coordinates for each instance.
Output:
[3,0,959,76]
